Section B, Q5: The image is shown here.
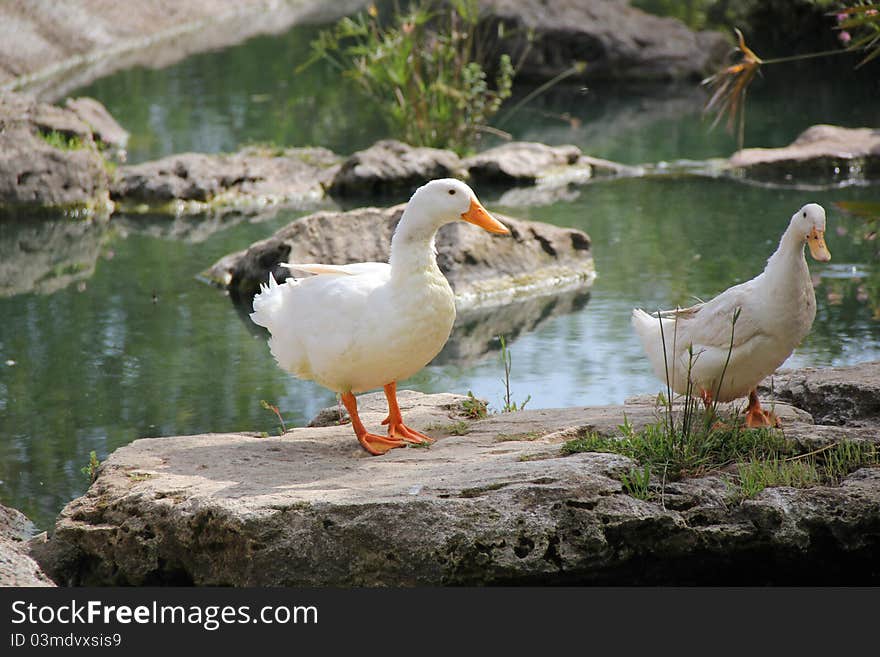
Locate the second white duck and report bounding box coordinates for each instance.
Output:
[632,202,831,427]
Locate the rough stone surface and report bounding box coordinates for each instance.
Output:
[1,503,55,587]
[480,0,728,81]
[64,96,129,151]
[34,364,880,586]
[728,125,880,185]
[203,204,595,308]
[761,361,880,428]
[111,147,339,212]
[0,92,110,208]
[463,142,584,185]
[0,0,369,100]
[326,140,466,197]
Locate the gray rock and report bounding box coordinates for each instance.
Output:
[728,125,880,185]
[480,0,728,81]
[0,92,110,209]
[111,146,339,212]
[34,377,880,586]
[326,140,466,197]
[65,96,129,151]
[0,0,370,100]
[463,142,584,185]
[761,361,880,427]
[0,503,55,587]
[203,204,595,308]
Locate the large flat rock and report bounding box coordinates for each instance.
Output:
[35,364,880,586]
[203,204,595,308]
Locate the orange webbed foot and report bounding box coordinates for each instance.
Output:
[744,389,780,429]
[358,432,407,456]
[745,408,780,429]
[388,421,434,445]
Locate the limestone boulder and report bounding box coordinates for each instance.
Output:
[33,368,880,586]
[479,0,729,81]
[203,204,595,308]
[326,140,466,197]
[729,125,880,186]
[0,503,55,587]
[111,146,339,212]
[0,92,110,209]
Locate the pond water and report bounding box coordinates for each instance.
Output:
[1,21,879,528]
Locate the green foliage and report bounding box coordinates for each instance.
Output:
[737,458,821,499]
[428,420,471,435]
[736,440,878,498]
[620,466,653,500]
[80,450,100,483]
[302,0,514,154]
[499,335,530,412]
[837,3,880,67]
[39,130,85,151]
[461,390,489,419]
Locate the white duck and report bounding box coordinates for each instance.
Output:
[250,178,509,455]
[632,203,831,427]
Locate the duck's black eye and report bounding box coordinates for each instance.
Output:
[803,211,807,218]
[448,189,456,195]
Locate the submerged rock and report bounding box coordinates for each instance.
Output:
[729,125,880,186]
[0,92,111,210]
[203,204,595,308]
[34,363,880,586]
[480,0,728,81]
[112,146,339,213]
[0,503,55,587]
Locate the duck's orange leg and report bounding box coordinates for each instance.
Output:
[380,382,434,444]
[341,391,405,456]
[745,389,780,428]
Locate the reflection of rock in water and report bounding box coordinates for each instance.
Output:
[113,209,276,244]
[435,287,591,365]
[0,214,108,297]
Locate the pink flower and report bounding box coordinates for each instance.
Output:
[839,30,852,45]
[837,12,848,23]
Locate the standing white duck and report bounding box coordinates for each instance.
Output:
[632,203,831,427]
[250,178,509,455]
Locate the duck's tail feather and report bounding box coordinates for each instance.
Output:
[250,272,289,331]
[631,308,677,384]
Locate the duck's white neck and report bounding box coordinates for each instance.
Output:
[765,222,808,278]
[388,214,443,279]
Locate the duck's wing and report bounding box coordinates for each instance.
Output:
[666,280,765,351]
[281,262,389,277]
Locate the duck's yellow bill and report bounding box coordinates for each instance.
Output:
[461,198,509,234]
[807,227,831,262]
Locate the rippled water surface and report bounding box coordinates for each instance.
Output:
[2,22,879,528]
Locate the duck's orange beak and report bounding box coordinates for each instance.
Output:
[461,198,509,234]
[807,227,831,262]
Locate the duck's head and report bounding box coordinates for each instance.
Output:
[793,203,831,262]
[401,178,509,237]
